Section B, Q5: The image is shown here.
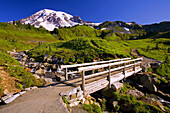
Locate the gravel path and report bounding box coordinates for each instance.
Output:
[0,83,72,113]
[132,48,161,65]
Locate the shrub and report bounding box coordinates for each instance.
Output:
[16,82,23,90]
[62,96,69,108]
[6,65,41,88]
[114,105,120,112]
[148,67,153,72]
[83,104,102,113]
[101,98,106,111]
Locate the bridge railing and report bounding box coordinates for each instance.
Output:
[60,58,131,80]
[78,58,143,91]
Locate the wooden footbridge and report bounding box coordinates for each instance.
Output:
[60,58,143,95]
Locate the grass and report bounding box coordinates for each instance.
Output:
[123,38,170,61]
[0,22,57,46]
[62,96,69,108]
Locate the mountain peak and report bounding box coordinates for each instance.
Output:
[19,9,84,31]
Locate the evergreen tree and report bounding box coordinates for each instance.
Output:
[13,20,16,25]
[155,43,159,50]
[49,45,52,52]
[168,48,170,53]
[146,45,150,51]
[12,37,15,42]
[165,55,170,64]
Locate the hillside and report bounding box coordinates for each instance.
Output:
[0,22,57,47]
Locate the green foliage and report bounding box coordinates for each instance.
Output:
[114,105,120,112]
[0,52,19,65]
[62,96,69,108]
[156,63,170,80]
[147,67,153,72]
[6,65,42,88]
[0,86,2,96]
[83,104,102,113]
[30,38,131,63]
[52,25,102,40]
[16,82,23,90]
[0,38,31,53]
[0,22,56,46]
[113,92,163,113]
[124,38,170,61]
[101,98,106,111]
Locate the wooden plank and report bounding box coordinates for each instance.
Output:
[67,71,79,75]
[60,58,131,69]
[85,79,109,94]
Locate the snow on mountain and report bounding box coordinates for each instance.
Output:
[19,9,85,31]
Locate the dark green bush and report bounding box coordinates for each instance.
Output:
[83,104,102,113]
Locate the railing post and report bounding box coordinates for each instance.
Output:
[133,61,136,73]
[82,70,85,93]
[92,65,95,74]
[108,65,111,88]
[65,68,68,80]
[123,63,126,79]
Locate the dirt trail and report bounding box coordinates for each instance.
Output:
[132,48,161,65]
[0,83,73,113]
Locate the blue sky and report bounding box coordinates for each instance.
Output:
[1,0,170,25]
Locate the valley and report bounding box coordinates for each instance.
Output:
[0,9,169,113]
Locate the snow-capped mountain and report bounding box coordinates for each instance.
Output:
[18,9,85,31]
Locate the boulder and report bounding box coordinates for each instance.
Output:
[155,101,166,112]
[139,73,157,92]
[70,94,77,100]
[69,101,80,107]
[126,89,144,98]
[3,89,9,95]
[33,74,40,79]
[42,78,53,86]
[56,75,65,81]
[112,101,118,107]
[1,93,13,101]
[80,98,86,104]
[60,86,81,96]
[84,99,90,105]
[77,90,83,98]
[152,77,159,85]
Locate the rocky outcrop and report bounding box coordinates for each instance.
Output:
[126,89,144,98]
[60,86,84,107]
[137,73,158,92]
[70,16,83,24]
